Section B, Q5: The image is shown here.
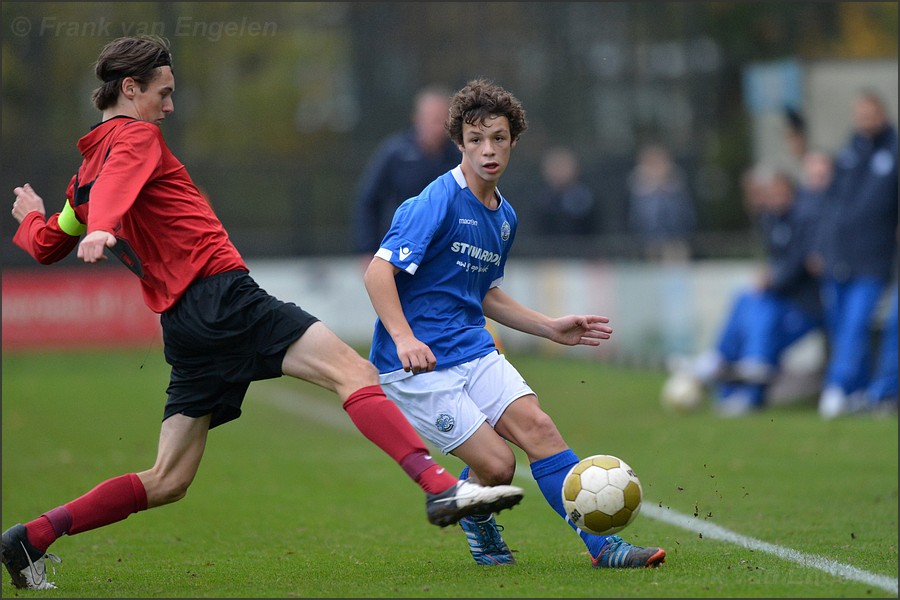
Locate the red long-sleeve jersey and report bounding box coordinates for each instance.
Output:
[14,117,247,313]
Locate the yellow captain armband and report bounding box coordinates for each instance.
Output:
[58,199,87,236]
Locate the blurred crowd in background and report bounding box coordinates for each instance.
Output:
[663,90,897,419]
[3,2,897,261]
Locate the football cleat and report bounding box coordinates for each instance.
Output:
[459,514,516,565]
[2,524,62,589]
[425,480,523,527]
[591,535,666,569]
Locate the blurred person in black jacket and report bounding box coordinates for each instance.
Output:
[808,90,899,419]
[627,143,696,263]
[533,146,597,237]
[352,85,461,255]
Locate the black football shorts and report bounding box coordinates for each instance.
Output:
[160,270,319,428]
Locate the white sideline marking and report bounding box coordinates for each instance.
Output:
[635,502,899,595]
[254,382,899,595]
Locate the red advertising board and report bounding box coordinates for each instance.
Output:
[2,268,162,350]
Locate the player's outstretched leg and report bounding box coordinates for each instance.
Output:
[2,524,62,590]
[340,384,523,526]
[531,449,666,568]
[425,479,523,527]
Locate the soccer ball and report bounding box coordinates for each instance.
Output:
[660,371,704,413]
[561,454,643,536]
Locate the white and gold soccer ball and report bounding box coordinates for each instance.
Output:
[660,371,704,413]
[561,454,643,536]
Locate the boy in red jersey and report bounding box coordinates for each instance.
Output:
[3,36,522,590]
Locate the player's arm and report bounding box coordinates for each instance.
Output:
[483,286,553,337]
[79,122,161,264]
[483,286,612,347]
[363,256,436,373]
[11,184,80,264]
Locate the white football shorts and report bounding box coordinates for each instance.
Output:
[380,350,535,454]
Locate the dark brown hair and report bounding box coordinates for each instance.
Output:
[91,35,173,110]
[447,79,528,146]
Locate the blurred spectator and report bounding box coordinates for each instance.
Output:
[810,90,899,419]
[795,150,834,227]
[685,164,825,417]
[533,146,597,236]
[797,150,833,196]
[627,143,696,262]
[862,283,898,413]
[352,85,461,255]
[783,106,808,177]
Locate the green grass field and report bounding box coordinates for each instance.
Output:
[2,347,897,598]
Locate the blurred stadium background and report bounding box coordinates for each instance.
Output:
[2,2,897,365]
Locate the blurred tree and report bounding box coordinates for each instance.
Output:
[834,2,899,57]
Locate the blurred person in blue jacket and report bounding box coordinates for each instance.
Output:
[692,160,826,417]
[627,143,696,263]
[862,283,898,413]
[352,85,461,255]
[808,90,899,419]
[533,146,598,237]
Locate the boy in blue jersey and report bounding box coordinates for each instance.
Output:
[363,79,666,568]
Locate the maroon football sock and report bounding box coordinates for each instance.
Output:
[66,473,148,535]
[23,516,57,554]
[343,385,456,494]
[25,473,148,553]
[413,462,459,495]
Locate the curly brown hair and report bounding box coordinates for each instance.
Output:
[91,35,173,111]
[446,79,528,146]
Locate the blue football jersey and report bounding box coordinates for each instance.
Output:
[370,166,517,379]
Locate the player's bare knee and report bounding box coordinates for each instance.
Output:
[475,459,516,486]
[356,357,380,381]
[144,472,192,506]
[528,410,564,442]
[496,462,517,485]
[504,410,567,456]
[155,478,191,505]
[339,352,380,388]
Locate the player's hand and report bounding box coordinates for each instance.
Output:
[550,315,613,346]
[77,230,117,264]
[11,184,47,223]
[394,334,437,374]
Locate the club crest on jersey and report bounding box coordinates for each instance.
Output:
[435,413,455,432]
[872,149,894,176]
[500,221,511,241]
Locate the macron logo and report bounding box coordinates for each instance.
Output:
[399,247,411,260]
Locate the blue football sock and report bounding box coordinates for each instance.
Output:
[531,449,610,557]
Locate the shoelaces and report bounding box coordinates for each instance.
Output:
[19,540,61,589]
